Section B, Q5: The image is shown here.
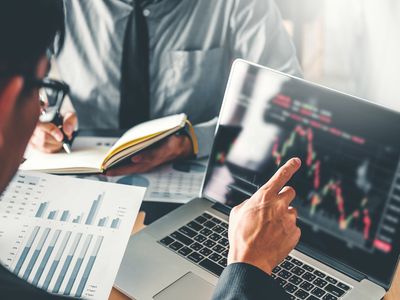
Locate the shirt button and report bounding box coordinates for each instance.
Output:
[143,9,151,17]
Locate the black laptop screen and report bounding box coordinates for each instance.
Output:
[203,60,400,287]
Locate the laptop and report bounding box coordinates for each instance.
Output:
[114,59,400,300]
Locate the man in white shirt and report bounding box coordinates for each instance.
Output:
[30,0,301,175]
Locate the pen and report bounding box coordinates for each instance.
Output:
[52,111,72,154]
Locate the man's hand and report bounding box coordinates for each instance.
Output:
[29,112,77,153]
[228,157,302,275]
[106,134,194,176]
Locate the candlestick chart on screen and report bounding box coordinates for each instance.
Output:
[265,95,397,252]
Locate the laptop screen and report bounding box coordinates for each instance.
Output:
[203,60,400,287]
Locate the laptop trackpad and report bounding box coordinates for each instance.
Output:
[153,272,215,300]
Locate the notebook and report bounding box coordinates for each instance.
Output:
[21,114,198,174]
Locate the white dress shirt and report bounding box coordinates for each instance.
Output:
[57,0,301,157]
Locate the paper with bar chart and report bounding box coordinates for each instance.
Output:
[0,171,145,299]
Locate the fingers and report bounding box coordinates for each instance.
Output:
[62,112,78,137]
[30,123,63,152]
[37,122,64,142]
[261,157,301,195]
[277,186,296,207]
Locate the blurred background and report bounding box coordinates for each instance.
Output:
[277,0,400,111]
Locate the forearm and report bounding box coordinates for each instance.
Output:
[212,263,290,300]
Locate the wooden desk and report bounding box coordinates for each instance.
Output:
[108,211,400,300]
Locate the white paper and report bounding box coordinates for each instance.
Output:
[0,171,145,300]
[20,137,119,173]
[76,159,207,204]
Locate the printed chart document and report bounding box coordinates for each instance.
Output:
[0,171,145,299]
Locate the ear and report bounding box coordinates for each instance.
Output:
[0,77,24,147]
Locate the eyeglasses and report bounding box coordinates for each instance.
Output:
[27,78,70,123]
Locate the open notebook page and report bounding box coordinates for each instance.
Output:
[20,137,117,174]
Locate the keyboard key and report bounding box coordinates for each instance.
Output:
[325,276,337,285]
[202,213,213,219]
[160,236,174,246]
[278,270,291,279]
[187,221,203,231]
[324,284,345,297]
[294,289,309,299]
[275,277,286,286]
[284,283,298,293]
[178,247,192,256]
[169,241,183,251]
[314,270,326,278]
[302,264,314,272]
[302,272,316,282]
[272,266,281,274]
[289,295,296,300]
[203,240,216,248]
[187,252,204,263]
[307,296,319,300]
[300,281,314,291]
[190,242,203,251]
[222,231,228,238]
[194,234,207,243]
[171,232,193,246]
[291,258,303,266]
[288,275,303,285]
[219,258,227,267]
[199,248,212,256]
[311,287,326,297]
[286,256,293,261]
[213,245,225,253]
[222,249,229,257]
[314,278,328,288]
[214,225,225,233]
[211,217,222,224]
[209,233,222,241]
[199,258,224,276]
[221,222,228,229]
[218,238,229,247]
[195,216,207,224]
[209,253,222,262]
[292,266,305,276]
[281,261,295,270]
[200,228,212,236]
[204,221,217,229]
[179,226,197,238]
[337,282,350,291]
[323,294,338,300]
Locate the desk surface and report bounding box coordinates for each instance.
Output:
[108,205,400,300]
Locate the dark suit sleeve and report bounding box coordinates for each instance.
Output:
[212,263,290,300]
[0,265,73,300]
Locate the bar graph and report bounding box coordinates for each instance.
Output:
[85,194,104,225]
[32,229,61,286]
[42,231,72,290]
[0,171,145,299]
[111,218,121,229]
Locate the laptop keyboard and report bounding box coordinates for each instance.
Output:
[158,212,352,300]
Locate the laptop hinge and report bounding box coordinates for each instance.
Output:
[296,243,366,282]
[212,202,231,216]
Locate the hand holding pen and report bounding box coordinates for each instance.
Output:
[28,78,75,154]
[29,111,77,154]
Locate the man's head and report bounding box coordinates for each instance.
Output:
[0,0,65,192]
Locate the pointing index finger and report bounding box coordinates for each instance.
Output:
[261,158,301,195]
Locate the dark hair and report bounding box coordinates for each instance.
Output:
[0,0,65,78]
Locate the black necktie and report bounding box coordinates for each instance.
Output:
[119,0,150,129]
